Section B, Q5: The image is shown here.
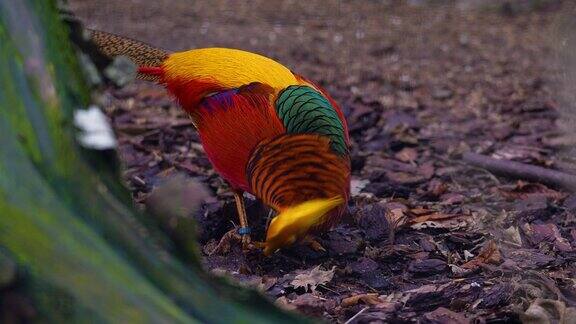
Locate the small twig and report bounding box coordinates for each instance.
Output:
[462,152,576,190]
[316,284,339,294]
[132,175,146,186]
[344,306,369,324]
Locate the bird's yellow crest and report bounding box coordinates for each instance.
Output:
[263,196,344,256]
[163,48,298,90]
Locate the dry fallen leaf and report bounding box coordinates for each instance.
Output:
[502,226,523,247]
[341,293,382,307]
[394,147,418,163]
[449,264,475,277]
[499,181,567,201]
[275,296,296,311]
[294,293,337,317]
[410,207,434,215]
[409,211,461,223]
[291,266,336,292]
[422,307,471,324]
[522,223,572,252]
[409,211,469,230]
[386,203,408,232]
[386,171,427,185]
[243,275,278,292]
[427,180,449,198]
[461,240,502,269]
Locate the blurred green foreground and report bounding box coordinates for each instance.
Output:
[0,1,306,323]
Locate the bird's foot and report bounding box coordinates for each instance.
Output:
[209,227,260,255]
[238,227,253,252]
[208,228,240,255]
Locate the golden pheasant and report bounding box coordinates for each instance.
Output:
[90,30,351,255]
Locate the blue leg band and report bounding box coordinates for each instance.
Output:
[237,227,251,235]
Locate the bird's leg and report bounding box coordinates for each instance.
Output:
[209,190,253,255]
[233,190,252,251]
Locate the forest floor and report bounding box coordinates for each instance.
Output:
[70,1,576,322]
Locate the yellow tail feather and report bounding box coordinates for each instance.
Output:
[263,196,344,256]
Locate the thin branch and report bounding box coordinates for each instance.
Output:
[344,306,369,324]
[462,152,576,190]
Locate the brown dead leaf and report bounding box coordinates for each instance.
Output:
[499,181,567,202]
[386,203,408,229]
[275,296,296,311]
[246,276,277,292]
[425,179,449,199]
[422,307,471,324]
[522,223,572,252]
[502,226,523,247]
[341,293,382,307]
[394,147,418,163]
[409,211,469,230]
[291,266,335,291]
[418,161,436,179]
[410,207,433,216]
[440,193,465,205]
[461,240,502,269]
[405,284,440,295]
[409,211,457,223]
[291,293,336,317]
[386,171,427,185]
[449,264,475,277]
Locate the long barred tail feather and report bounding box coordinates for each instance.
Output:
[247,133,350,230]
[88,29,170,81]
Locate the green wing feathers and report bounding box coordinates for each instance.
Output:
[89,29,169,81]
[276,86,347,155]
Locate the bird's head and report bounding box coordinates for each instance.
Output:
[262,196,344,256]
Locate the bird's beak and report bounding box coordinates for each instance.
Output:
[263,196,344,256]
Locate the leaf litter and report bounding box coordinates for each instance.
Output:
[291,266,336,292]
[69,0,576,322]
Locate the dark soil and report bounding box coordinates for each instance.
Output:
[70,1,576,322]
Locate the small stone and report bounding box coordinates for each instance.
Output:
[350,257,379,275]
[478,284,512,309]
[408,259,448,276]
[326,232,361,255]
[356,204,391,241]
[431,87,454,100]
[361,272,392,290]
